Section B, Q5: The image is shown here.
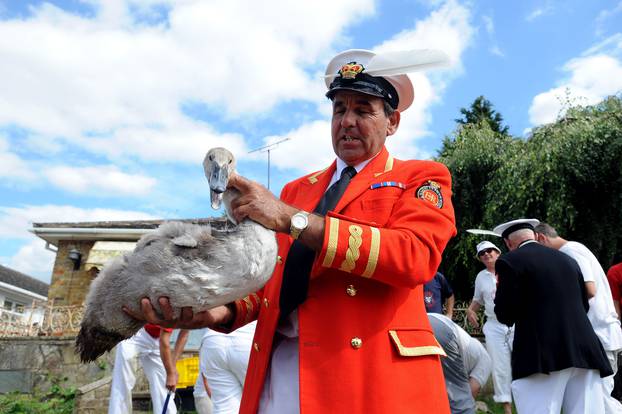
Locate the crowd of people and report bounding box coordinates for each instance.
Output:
[108,228,622,414]
[432,223,622,414]
[103,47,622,414]
[107,322,256,414]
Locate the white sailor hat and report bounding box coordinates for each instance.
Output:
[324,48,449,112]
[493,218,540,239]
[475,240,501,258]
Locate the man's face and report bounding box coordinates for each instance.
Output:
[330,91,400,166]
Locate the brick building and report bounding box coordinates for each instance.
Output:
[30,218,215,306]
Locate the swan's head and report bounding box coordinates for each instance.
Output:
[203,147,236,209]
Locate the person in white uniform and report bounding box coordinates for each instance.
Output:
[108,324,189,414]
[466,240,513,414]
[535,222,622,413]
[197,321,256,414]
[193,367,213,414]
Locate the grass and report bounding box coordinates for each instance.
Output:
[476,394,516,414]
[0,376,76,414]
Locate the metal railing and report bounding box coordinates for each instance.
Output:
[0,300,486,338]
[0,300,84,337]
[452,300,485,337]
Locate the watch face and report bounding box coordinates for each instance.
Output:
[292,215,306,228]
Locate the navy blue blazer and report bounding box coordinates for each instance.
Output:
[494,240,612,380]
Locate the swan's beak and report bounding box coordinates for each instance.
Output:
[209,164,229,209]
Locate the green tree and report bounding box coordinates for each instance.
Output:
[455,95,510,135]
[438,95,622,300]
[485,95,622,266]
[436,122,516,299]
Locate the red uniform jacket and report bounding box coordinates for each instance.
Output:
[228,147,456,413]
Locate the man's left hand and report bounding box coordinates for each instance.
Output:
[166,370,178,392]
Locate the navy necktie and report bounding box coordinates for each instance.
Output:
[279,166,357,319]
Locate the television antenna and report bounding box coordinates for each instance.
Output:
[248,137,291,189]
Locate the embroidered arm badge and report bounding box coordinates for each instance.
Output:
[416,180,443,208]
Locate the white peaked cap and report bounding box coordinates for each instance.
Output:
[324,48,449,112]
[493,218,541,239]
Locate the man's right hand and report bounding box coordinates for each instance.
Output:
[466,309,480,328]
[227,173,295,233]
[122,297,233,330]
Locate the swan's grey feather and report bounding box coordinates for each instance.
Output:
[76,149,277,362]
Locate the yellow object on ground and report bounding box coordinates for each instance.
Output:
[176,356,200,389]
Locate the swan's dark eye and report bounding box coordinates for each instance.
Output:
[228,159,232,164]
[209,155,214,161]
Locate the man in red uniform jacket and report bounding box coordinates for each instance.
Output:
[128,48,456,413]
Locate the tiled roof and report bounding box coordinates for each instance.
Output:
[32,217,223,229]
[0,264,49,297]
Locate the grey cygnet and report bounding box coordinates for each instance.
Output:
[76,147,277,362]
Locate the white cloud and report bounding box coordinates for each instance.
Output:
[364,0,473,156]
[595,2,622,37]
[481,15,503,57]
[489,45,504,57]
[526,4,553,22]
[258,0,473,170]
[0,204,157,240]
[482,15,494,35]
[387,72,437,160]
[528,51,622,125]
[0,0,375,163]
[378,0,473,66]
[4,240,55,284]
[82,118,249,164]
[43,165,157,196]
[0,133,160,196]
[262,0,474,169]
[262,120,335,174]
[526,8,545,21]
[0,136,36,181]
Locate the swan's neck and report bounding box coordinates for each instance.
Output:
[222,188,241,224]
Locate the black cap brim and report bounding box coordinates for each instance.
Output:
[326,73,399,109]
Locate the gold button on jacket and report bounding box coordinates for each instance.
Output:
[346,285,357,296]
[350,337,362,349]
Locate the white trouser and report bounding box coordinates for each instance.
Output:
[483,319,513,403]
[604,350,622,414]
[512,367,603,414]
[108,328,176,414]
[193,372,214,414]
[199,326,254,414]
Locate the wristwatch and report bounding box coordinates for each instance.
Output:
[290,211,310,240]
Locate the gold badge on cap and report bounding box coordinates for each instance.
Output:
[339,62,365,79]
[416,180,443,208]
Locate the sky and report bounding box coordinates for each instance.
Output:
[1,0,621,283]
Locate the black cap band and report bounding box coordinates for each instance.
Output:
[326,72,399,109]
[501,223,535,239]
